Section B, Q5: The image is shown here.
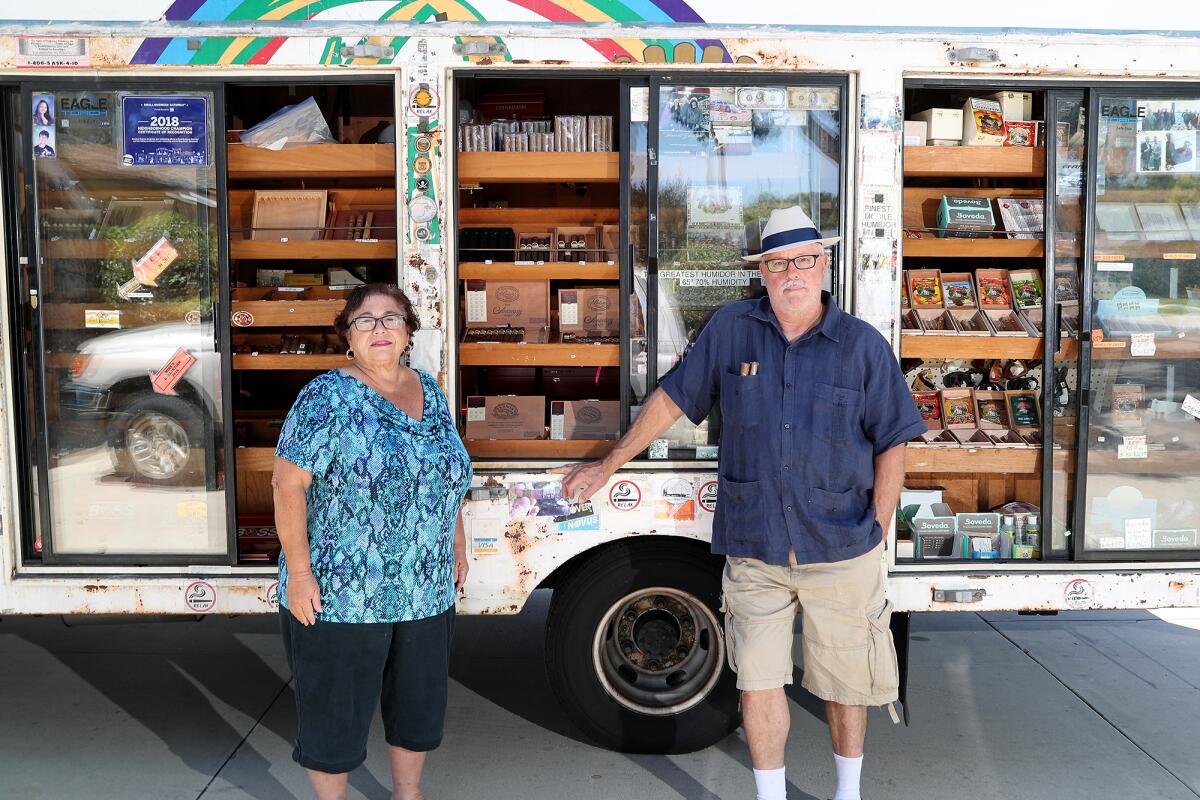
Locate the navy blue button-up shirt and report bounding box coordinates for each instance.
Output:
[659,292,925,567]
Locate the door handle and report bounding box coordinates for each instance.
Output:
[29,289,38,310]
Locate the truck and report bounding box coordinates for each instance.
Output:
[1,7,1199,755]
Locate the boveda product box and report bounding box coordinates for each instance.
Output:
[559,286,619,337]
[464,280,550,342]
[465,395,546,440]
[551,399,620,440]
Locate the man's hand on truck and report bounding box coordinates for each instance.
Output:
[552,388,684,502]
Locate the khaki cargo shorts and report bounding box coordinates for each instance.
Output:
[720,543,899,707]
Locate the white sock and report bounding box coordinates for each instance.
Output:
[833,754,863,800]
[753,767,786,800]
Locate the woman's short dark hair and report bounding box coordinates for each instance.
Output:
[333,283,419,345]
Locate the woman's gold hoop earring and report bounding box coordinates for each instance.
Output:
[345,349,354,360]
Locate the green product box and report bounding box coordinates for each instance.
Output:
[937,195,996,239]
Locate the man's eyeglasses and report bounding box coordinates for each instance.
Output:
[763,252,828,273]
[350,313,407,332]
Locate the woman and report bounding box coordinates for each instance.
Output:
[272,283,472,800]
[33,98,52,126]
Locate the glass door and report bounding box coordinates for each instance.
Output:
[1075,90,1200,560]
[647,78,845,459]
[1045,90,1087,558]
[25,84,230,564]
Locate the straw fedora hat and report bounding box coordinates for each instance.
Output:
[742,206,841,262]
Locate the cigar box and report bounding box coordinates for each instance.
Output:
[962,97,1006,146]
[901,308,925,335]
[943,388,992,447]
[916,308,956,333]
[1003,120,1036,147]
[977,269,1013,308]
[903,120,927,146]
[1008,269,1044,310]
[950,309,992,335]
[988,91,1032,122]
[907,269,944,307]
[554,226,598,262]
[550,399,620,440]
[940,272,977,308]
[465,395,546,440]
[464,280,550,342]
[975,390,1023,447]
[558,287,619,337]
[911,108,963,142]
[1005,390,1041,439]
[1110,383,1145,427]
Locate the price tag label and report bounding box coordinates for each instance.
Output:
[1097,261,1132,272]
[1124,517,1153,550]
[1130,333,1156,357]
[1182,394,1200,419]
[1118,435,1148,460]
[466,288,487,323]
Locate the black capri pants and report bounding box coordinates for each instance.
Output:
[279,605,455,774]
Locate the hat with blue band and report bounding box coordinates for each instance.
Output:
[742,205,840,262]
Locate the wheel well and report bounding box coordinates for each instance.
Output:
[107,378,215,439]
[534,535,721,592]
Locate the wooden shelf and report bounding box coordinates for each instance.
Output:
[458,262,619,280]
[465,439,616,459]
[236,447,277,472]
[1091,337,1200,361]
[230,300,345,327]
[458,342,619,367]
[41,239,114,259]
[904,146,1045,178]
[458,152,620,184]
[906,447,1041,474]
[42,302,195,330]
[458,207,618,226]
[1094,240,1200,260]
[903,238,1044,258]
[232,354,346,370]
[227,144,395,179]
[230,239,395,260]
[902,334,1078,361]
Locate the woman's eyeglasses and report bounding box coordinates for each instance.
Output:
[763,252,827,273]
[350,313,406,332]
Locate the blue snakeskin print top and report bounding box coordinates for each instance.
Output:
[275,369,473,623]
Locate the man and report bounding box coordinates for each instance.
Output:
[558,207,925,800]
[33,129,55,158]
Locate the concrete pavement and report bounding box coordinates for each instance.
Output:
[2,595,1198,800]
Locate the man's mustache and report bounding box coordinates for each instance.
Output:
[781,278,808,290]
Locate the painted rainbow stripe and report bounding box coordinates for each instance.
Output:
[131,0,731,65]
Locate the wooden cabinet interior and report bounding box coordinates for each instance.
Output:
[226,81,397,547]
[454,75,623,460]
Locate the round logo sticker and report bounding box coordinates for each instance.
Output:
[409,84,439,118]
[184,309,202,326]
[414,135,432,153]
[413,155,432,174]
[697,481,718,513]
[415,177,431,193]
[409,194,437,223]
[266,581,279,611]
[231,310,255,328]
[184,580,217,613]
[1064,579,1093,610]
[609,480,642,511]
[415,225,431,241]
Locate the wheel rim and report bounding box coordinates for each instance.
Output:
[125,412,189,480]
[592,586,725,716]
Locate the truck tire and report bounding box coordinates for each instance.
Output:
[545,540,739,753]
[110,394,206,486]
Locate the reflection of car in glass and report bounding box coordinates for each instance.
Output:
[60,322,216,485]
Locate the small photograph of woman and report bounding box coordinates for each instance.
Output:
[33,96,53,126]
[272,283,473,800]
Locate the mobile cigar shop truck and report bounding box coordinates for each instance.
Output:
[1,7,1200,752]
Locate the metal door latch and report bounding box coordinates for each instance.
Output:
[933,588,985,603]
[29,289,38,309]
[468,486,509,501]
